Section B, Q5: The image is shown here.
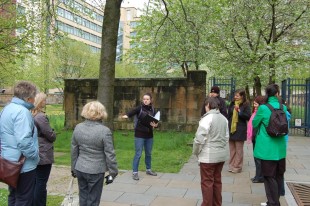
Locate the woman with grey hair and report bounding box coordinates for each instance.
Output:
[32,92,56,206]
[0,81,40,206]
[71,101,118,206]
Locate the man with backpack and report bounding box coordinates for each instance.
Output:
[252,84,289,206]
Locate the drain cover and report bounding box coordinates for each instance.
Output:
[287,182,310,206]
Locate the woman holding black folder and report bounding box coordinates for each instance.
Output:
[122,93,158,181]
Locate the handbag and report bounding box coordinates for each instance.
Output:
[61,177,77,206]
[0,155,26,188]
[0,107,26,188]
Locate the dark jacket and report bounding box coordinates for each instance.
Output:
[34,112,56,165]
[126,104,155,138]
[201,96,228,119]
[227,101,251,141]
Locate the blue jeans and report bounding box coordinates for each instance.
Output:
[8,169,36,206]
[33,164,52,206]
[133,137,153,173]
[76,170,104,206]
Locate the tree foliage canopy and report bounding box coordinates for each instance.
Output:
[128,0,310,93]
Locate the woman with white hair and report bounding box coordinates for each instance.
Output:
[32,92,56,206]
[71,101,118,206]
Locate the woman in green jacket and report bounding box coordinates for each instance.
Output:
[253,84,288,206]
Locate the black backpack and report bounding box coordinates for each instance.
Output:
[264,103,288,137]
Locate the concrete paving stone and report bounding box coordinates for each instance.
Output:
[114,193,156,205]
[285,174,310,182]
[183,188,201,199]
[222,202,251,206]
[222,191,233,203]
[166,179,200,189]
[137,177,170,187]
[222,176,234,184]
[104,183,150,193]
[285,168,297,174]
[301,162,310,169]
[99,202,131,206]
[222,183,252,194]
[150,196,198,206]
[234,177,253,184]
[192,175,201,182]
[250,184,266,195]
[144,186,187,197]
[232,192,267,205]
[286,159,306,169]
[293,168,310,175]
[160,173,196,181]
[101,190,124,202]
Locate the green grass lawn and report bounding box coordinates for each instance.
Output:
[46,104,195,172]
[0,189,63,206]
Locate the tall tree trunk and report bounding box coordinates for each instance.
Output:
[245,85,250,101]
[97,0,122,129]
[254,75,262,96]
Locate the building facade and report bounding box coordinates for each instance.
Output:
[17,0,139,59]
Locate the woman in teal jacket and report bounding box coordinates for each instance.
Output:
[253,84,288,206]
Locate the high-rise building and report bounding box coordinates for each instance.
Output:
[16,0,139,60]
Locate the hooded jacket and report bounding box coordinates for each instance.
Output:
[0,97,40,173]
[253,96,287,160]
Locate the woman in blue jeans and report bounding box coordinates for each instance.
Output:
[122,93,158,180]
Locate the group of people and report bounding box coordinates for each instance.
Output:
[0,81,56,206]
[0,81,289,206]
[0,81,158,206]
[193,84,290,206]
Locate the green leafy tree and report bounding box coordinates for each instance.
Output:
[20,38,100,92]
[211,0,309,95]
[0,0,37,85]
[127,0,222,77]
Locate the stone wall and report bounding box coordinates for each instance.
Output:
[64,70,206,132]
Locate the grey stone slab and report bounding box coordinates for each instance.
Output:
[104,183,150,193]
[144,186,187,197]
[222,191,233,203]
[150,196,198,206]
[114,193,156,206]
[101,190,124,202]
[160,173,196,181]
[183,188,201,199]
[166,179,200,189]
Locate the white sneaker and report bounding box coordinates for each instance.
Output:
[260,203,267,206]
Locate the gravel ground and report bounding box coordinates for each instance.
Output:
[0,165,78,196]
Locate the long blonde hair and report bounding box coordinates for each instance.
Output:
[32,92,47,116]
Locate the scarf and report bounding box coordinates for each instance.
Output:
[246,109,257,142]
[231,100,242,134]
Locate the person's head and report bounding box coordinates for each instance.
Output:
[234,89,246,103]
[81,101,108,121]
[142,93,152,106]
[252,95,265,113]
[265,84,280,100]
[210,86,220,97]
[32,92,47,115]
[204,97,220,112]
[14,81,37,104]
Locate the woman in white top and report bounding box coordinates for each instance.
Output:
[193,97,229,206]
